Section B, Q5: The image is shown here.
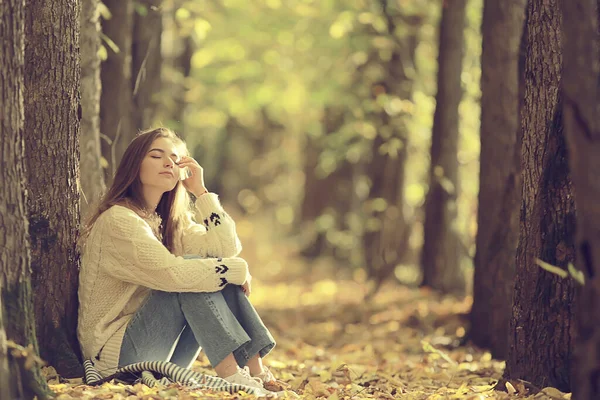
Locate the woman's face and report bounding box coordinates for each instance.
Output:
[139,137,182,193]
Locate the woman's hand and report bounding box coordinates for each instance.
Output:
[241,274,252,297]
[176,156,207,197]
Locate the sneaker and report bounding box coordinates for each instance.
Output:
[224,366,264,390]
[254,366,276,383]
[254,366,292,392]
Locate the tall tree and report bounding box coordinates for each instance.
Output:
[172,33,193,135]
[363,5,421,289]
[420,0,467,294]
[469,0,527,359]
[100,0,134,178]
[81,0,106,216]
[503,0,576,391]
[24,0,83,378]
[300,107,352,259]
[160,0,194,136]
[1,0,51,397]
[563,0,600,398]
[132,0,163,130]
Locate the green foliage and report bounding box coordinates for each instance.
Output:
[156,0,484,275]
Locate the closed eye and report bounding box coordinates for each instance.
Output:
[148,149,179,162]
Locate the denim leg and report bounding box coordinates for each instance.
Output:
[168,325,202,368]
[120,256,276,370]
[178,255,276,367]
[178,290,252,367]
[220,285,276,367]
[118,291,187,367]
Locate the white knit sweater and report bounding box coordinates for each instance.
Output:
[77,193,248,377]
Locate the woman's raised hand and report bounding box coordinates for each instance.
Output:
[176,156,207,197]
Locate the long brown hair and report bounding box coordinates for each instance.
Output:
[81,127,192,253]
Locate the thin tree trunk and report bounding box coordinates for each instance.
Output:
[157,0,193,136]
[1,0,51,397]
[173,34,193,136]
[100,0,134,179]
[563,0,600,398]
[132,0,163,130]
[81,0,106,217]
[300,108,349,259]
[362,7,420,289]
[420,0,467,294]
[469,0,526,359]
[503,0,576,392]
[24,0,83,378]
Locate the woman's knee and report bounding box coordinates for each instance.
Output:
[177,290,222,311]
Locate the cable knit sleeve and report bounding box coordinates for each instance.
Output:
[181,193,242,258]
[100,206,248,292]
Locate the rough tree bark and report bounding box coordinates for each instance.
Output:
[469,0,526,359]
[132,0,163,130]
[420,0,467,294]
[100,0,134,179]
[563,0,600,398]
[24,0,83,378]
[503,0,576,392]
[81,0,106,216]
[363,7,421,289]
[1,0,51,397]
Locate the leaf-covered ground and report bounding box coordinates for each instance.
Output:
[46,278,571,400]
[45,213,571,399]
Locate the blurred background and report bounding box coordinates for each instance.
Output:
[95,0,483,295]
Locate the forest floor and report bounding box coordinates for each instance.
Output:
[46,279,572,400]
[45,212,572,400]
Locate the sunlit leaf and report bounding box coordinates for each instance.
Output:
[535,258,568,278]
[568,262,585,285]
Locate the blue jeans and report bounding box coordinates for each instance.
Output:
[118,273,275,369]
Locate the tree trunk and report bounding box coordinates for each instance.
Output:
[24,0,83,378]
[132,0,163,131]
[100,0,134,179]
[361,7,420,289]
[503,0,576,392]
[157,0,193,136]
[300,108,351,259]
[173,34,193,136]
[1,0,52,397]
[469,0,526,359]
[420,0,467,294]
[562,0,600,398]
[80,0,106,217]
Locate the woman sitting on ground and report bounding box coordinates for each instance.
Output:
[78,127,278,391]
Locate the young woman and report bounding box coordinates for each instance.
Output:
[78,127,277,390]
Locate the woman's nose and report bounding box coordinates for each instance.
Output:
[164,158,175,168]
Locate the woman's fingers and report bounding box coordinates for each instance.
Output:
[241,282,251,297]
[178,156,200,165]
[177,161,201,168]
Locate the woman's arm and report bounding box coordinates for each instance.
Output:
[101,206,248,292]
[180,193,243,258]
